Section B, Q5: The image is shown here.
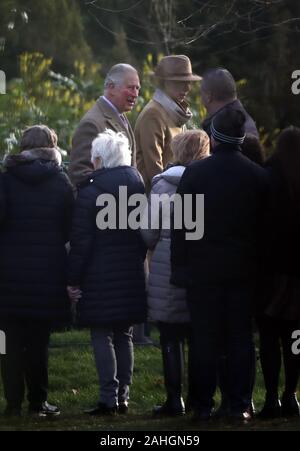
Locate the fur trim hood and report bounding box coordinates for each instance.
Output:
[4,147,62,168]
[3,147,63,185]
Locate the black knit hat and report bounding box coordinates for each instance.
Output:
[211,106,246,145]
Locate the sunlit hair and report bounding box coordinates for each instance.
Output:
[171,129,210,166]
[91,129,131,168]
[104,63,137,89]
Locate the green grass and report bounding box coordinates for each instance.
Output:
[0,329,299,431]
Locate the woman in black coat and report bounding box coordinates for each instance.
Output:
[68,129,147,415]
[257,126,300,418]
[0,125,74,417]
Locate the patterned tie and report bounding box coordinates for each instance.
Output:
[120,114,128,129]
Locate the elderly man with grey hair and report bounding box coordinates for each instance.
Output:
[201,67,259,139]
[69,63,140,187]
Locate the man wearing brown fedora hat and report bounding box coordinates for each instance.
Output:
[135,55,201,193]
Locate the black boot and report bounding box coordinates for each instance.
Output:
[153,342,185,416]
[214,354,231,418]
[214,394,231,418]
[281,330,300,417]
[185,339,196,413]
[258,393,281,419]
[281,392,300,417]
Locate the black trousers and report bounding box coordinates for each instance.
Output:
[187,281,255,415]
[0,319,50,409]
[157,322,192,345]
[257,314,300,397]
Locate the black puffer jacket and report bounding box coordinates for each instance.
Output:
[0,148,74,323]
[68,165,147,327]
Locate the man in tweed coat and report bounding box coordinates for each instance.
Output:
[69,63,140,187]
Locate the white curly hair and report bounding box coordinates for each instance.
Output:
[91,129,131,168]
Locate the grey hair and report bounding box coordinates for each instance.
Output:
[91,129,131,168]
[201,68,237,102]
[104,63,138,89]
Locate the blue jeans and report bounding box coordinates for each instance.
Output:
[187,281,255,414]
[91,325,133,408]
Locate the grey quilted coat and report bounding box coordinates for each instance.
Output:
[141,165,190,323]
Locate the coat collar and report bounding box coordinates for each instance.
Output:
[97,96,120,120]
[97,97,130,132]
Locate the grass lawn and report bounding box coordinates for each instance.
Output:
[0,328,299,431]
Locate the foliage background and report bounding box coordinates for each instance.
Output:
[1,0,300,158]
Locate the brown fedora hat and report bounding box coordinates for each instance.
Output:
[154,55,201,82]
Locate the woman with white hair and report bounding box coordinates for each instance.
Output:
[68,129,147,416]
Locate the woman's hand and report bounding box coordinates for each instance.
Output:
[67,285,82,303]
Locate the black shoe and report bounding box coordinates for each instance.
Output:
[192,410,212,422]
[118,401,129,414]
[84,402,117,416]
[153,400,185,417]
[281,392,300,417]
[29,401,60,417]
[248,400,256,417]
[258,399,281,419]
[185,397,194,413]
[213,403,230,419]
[3,406,22,417]
[230,410,252,422]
